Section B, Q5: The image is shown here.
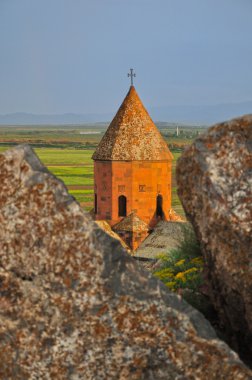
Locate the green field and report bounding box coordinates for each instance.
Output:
[35,148,95,210]
[46,166,94,186]
[36,149,94,165]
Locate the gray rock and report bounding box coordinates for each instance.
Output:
[0,144,251,379]
[177,114,252,365]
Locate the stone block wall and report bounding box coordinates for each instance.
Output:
[94,160,172,227]
[116,229,149,251]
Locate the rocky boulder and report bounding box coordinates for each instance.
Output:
[0,145,251,379]
[176,115,252,365]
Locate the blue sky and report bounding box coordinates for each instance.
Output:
[0,0,252,115]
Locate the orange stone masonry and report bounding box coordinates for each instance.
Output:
[94,160,171,226]
[92,85,173,250]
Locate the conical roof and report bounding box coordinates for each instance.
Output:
[113,212,149,232]
[92,86,173,161]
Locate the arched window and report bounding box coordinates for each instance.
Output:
[156,194,164,218]
[94,194,97,214]
[118,195,127,217]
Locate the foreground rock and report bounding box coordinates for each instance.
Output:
[177,115,252,365]
[0,145,251,379]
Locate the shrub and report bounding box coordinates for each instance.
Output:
[153,224,203,292]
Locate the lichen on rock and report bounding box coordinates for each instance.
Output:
[0,145,251,379]
[176,114,252,366]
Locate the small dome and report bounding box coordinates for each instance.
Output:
[92,86,172,161]
[113,212,149,232]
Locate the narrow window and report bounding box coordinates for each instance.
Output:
[118,195,127,217]
[94,194,97,214]
[156,194,164,218]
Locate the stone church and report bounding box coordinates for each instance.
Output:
[92,81,173,250]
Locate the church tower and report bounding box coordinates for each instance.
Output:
[92,74,173,250]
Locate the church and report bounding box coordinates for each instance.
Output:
[92,71,173,251]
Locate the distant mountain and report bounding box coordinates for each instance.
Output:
[150,101,252,124]
[0,101,251,125]
[0,112,113,125]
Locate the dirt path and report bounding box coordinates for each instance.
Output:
[68,185,93,190]
[47,164,92,167]
[80,201,93,207]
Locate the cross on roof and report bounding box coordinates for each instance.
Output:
[127,68,136,86]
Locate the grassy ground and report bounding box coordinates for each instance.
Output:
[35,148,95,210]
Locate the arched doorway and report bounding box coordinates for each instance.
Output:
[118,195,127,217]
[156,194,164,218]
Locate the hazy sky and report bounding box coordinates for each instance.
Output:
[0,0,252,114]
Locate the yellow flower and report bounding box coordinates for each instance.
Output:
[175,272,186,282]
[175,259,185,267]
[156,253,167,260]
[191,257,203,265]
[154,268,174,280]
[165,281,176,289]
[184,267,198,276]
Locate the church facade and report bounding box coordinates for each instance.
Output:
[92,84,173,250]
